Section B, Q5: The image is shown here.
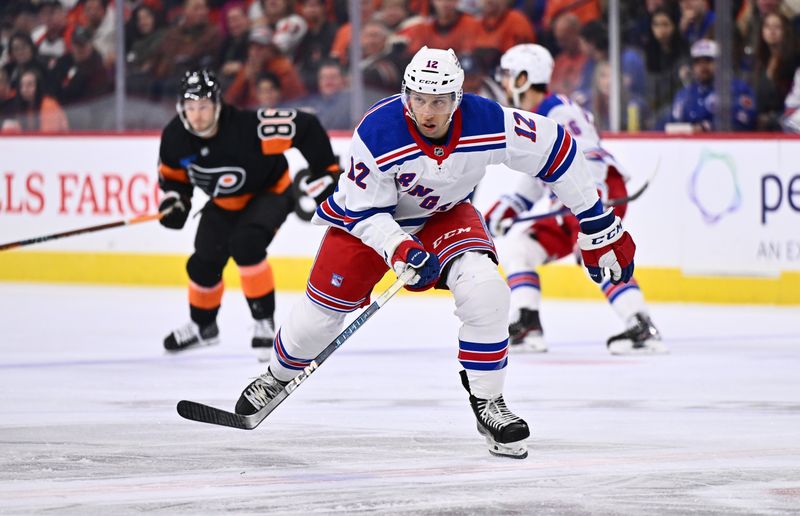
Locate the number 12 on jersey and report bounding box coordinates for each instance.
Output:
[513,112,537,142]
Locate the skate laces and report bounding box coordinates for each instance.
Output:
[244,372,285,409]
[174,322,199,343]
[477,395,521,429]
[253,318,275,339]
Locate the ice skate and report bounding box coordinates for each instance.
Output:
[251,317,275,362]
[163,321,219,352]
[460,371,530,459]
[235,368,287,415]
[509,308,547,353]
[607,313,668,355]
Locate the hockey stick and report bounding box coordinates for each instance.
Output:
[0,207,174,252]
[507,157,661,226]
[176,267,417,430]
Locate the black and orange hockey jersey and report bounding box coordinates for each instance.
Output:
[158,105,339,211]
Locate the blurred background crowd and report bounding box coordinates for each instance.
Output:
[1,0,799,133]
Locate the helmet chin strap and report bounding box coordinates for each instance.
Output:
[177,101,221,138]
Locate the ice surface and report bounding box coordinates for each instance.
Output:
[0,283,798,515]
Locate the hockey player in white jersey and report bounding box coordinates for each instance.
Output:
[233,47,639,458]
[486,44,665,355]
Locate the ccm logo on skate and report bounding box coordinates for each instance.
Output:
[433,227,471,249]
[285,361,319,394]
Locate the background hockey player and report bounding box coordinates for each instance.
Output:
[486,44,665,355]
[233,47,639,458]
[157,69,339,360]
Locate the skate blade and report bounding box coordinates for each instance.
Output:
[608,339,669,356]
[485,436,528,459]
[255,348,271,363]
[164,336,220,353]
[510,336,548,353]
[252,340,273,363]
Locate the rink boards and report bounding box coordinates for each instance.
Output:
[0,133,798,304]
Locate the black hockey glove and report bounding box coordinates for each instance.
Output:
[158,191,191,230]
[291,167,339,221]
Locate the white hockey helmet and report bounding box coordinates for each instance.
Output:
[402,46,464,122]
[497,44,554,108]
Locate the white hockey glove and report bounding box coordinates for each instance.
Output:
[577,209,636,285]
[484,194,533,236]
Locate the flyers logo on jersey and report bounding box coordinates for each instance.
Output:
[188,164,247,197]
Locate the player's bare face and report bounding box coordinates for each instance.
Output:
[407,91,454,139]
[184,98,217,135]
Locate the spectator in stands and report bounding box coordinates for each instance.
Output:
[297,58,353,129]
[644,7,691,130]
[293,0,338,94]
[7,1,38,37]
[0,68,15,124]
[126,5,167,98]
[81,0,116,68]
[251,0,308,56]
[330,0,378,66]
[671,39,757,131]
[782,67,800,132]
[1,67,68,132]
[679,0,715,45]
[575,20,646,101]
[218,3,251,86]
[736,0,791,67]
[623,0,679,50]
[580,60,649,132]
[151,0,222,96]
[751,12,799,130]
[404,0,481,56]
[224,26,306,107]
[360,20,405,95]
[473,0,536,68]
[541,0,601,33]
[374,0,422,33]
[2,31,47,91]
[252,70,282,109]
[549,13,586,97]
[32,0,67,70]
[50,26,112,107]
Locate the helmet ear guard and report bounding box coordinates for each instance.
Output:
[177,69,222,137]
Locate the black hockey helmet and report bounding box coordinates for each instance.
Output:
[179,69,221,103]
[177,69,222,137]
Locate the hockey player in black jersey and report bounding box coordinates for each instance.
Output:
[158,69,340,360]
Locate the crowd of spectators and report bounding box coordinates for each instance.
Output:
[1,0,799,133]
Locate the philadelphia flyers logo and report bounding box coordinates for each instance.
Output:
[187,164,247,196]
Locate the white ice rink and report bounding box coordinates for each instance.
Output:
[1,282,799,515]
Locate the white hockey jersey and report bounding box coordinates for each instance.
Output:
[312,93,602,260]
[508,94,628,206]
[536,93,626,182]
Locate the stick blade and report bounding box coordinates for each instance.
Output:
[176,400,262,430]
